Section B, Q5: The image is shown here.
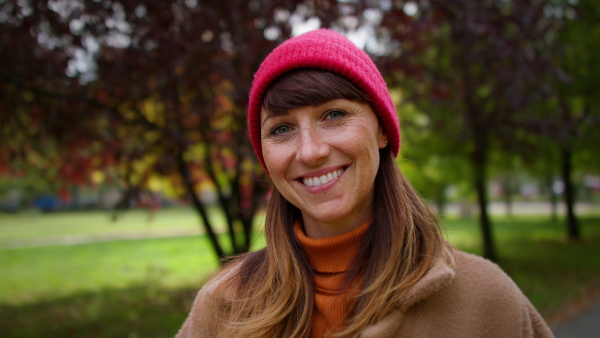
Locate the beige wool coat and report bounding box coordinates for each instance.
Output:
[177,249,554,337]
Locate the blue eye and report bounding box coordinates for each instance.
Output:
[272,125,290,135]
[326,110,346,119]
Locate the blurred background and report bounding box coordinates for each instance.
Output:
[1,0,599,337]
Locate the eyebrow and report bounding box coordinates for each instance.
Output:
[260,109,290,127]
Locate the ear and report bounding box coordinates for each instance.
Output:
[377,123,388,149]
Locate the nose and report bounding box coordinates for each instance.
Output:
[295,127,329,166]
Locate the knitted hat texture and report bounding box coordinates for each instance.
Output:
[248,29,400,173]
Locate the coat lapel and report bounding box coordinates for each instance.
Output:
[361,253,456,337]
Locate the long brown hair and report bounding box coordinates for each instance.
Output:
[206,70,451,337]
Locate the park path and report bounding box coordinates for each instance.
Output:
[0,229,201,249]
[550,284,600,338]
[552,297,600,338]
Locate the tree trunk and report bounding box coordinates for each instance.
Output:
[175,151,226,260]
[560,147,580,240]
[475,162,497,262]
[472,134,498,262]
[459,46,498,261]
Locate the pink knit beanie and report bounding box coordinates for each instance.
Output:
[248,29,400,173]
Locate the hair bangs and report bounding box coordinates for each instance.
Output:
[262,69,370,115]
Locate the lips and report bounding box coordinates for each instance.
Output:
[302,168,345,187]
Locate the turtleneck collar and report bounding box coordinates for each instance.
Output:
[293,219,370,274]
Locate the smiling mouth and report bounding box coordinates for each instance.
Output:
[302,168,345,187]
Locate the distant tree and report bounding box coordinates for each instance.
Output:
[0,0,104,201]
[394,100,468,217]
[375,0,558,261]
[539,0,600,240]
[83,1,287,258]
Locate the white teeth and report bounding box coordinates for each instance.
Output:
[319,175,327,185]
[302,168,344,187]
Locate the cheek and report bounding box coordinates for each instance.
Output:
[350,127,381,175]
[262,143,289,180]
[263,149,278,172]
[344,124,381,153]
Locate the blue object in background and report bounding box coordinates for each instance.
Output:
[33,195,62,212]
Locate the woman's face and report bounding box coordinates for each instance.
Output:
[261,99,387,238]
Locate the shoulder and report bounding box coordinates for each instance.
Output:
[452,249,521,296]
[446,249,530,316]
[204,257,246,291]
[376,249,553,337]
[197,248,268,296]
[432,249,553,337]
[175,251,263,338]
[194,248,269,303]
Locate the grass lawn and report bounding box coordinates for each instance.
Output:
[0,208,599,337]
[0,236,219,305]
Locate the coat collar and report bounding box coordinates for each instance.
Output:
[361,250,456,337]
[399,251,456,311]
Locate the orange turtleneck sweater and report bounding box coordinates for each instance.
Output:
[294,220,370,338]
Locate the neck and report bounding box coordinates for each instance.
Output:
[301,210,372,239]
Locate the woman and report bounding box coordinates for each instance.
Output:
[177,29,553,338]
